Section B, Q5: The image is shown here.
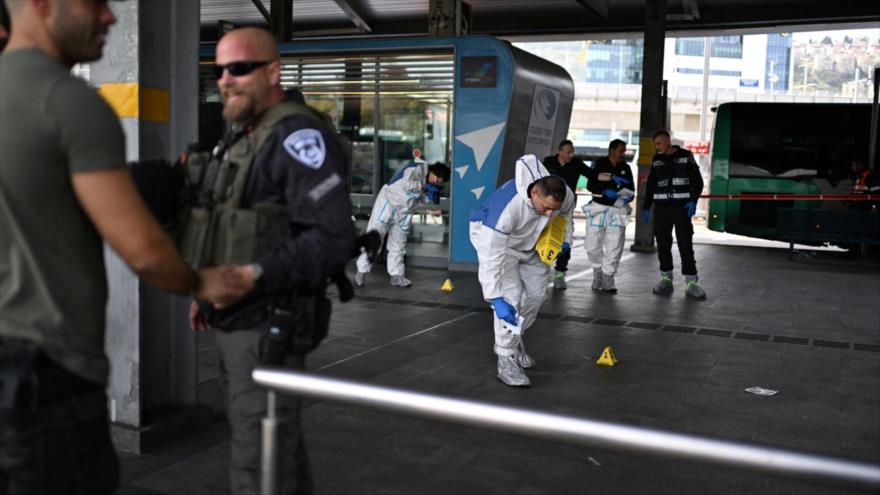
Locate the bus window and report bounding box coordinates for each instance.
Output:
[728,103,870,182]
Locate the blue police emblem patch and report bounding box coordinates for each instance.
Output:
[283,129,325,169]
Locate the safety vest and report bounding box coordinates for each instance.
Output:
[178,101,335,267]
[651,151,694,203]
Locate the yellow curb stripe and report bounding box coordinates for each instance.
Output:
[98,82,138,118]
[98,83,170,123]
[141,87,170,123]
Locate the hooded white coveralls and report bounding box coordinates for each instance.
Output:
[469,155,575,357]
[356,160,431,277]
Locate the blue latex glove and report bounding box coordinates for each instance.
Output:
[561,242,571,252]
[611,175,632,186]
[685,201,697,218]
[603,189,619,200]
[641,210,651,224]
[490,298,517,325]
[622,194,634,204]
[424,183,440,203]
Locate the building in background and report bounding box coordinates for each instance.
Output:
[668,34,792,94]
[514,27,877,161]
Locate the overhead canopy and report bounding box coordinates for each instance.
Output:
[200,0,880,41]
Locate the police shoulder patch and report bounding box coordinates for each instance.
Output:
[282,128,326,169]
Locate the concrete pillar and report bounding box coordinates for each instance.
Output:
[870,67,879,171]
[89,0,201,453]
[632,0,667,252]
[271,0,294,41]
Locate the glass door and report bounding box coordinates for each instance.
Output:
[281,51,454,266]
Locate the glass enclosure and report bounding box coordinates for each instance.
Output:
[199,50,455,265]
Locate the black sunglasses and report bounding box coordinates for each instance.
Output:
[212,60,271,80]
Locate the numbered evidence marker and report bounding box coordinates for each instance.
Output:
[536,214,567,265]
[596,346,618,366]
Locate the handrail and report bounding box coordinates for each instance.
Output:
[253,368,880,489]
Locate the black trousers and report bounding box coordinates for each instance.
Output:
[653,202,697,275]
[0,340,118,495]
[554,246,571,272]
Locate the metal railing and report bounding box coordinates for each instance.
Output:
[254,369,880,494]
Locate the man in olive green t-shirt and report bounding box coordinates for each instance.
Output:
[0,1,253,493]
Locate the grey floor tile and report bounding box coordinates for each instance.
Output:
[124,245,880,495]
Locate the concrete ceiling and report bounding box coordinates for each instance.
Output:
[199,0,880,41]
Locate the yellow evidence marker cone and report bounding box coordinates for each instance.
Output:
[440,278,454,293]
[596,346,618,366]
[535,215,567,265]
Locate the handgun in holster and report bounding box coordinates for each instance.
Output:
[259,292,332,365]
[257,228,382,365]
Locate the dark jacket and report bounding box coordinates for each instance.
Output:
[587,156,634,207]
[643,146,703,211]
[542,154,591,194]
[205,101,356,330]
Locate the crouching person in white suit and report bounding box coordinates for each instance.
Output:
[469,155,575,387]
[356,160,450,288]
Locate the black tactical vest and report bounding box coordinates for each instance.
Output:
[178,101,335,267]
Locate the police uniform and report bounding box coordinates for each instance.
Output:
[643,146,703,281]
[194,89,355,495]
[582,156,634,291]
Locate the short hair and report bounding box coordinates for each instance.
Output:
[609,139,626,151]
[428,162,450,182]
[531,175,567,202]
[653,130,671,140]
[558,139,574,149]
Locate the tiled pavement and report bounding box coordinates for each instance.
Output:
[119,241,880,495]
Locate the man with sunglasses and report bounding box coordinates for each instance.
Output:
[188,27,356,495]
[1,0,252,493]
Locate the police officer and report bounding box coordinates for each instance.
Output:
[187,28,356,495]
[583,139,635,293]
[641,130,707,299]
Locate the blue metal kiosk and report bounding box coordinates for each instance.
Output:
[201,35,573,268]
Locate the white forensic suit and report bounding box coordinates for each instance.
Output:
[356,160,432,278]
[582,194,632,276]
[581,156,635,289]
[469,155,575,359]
